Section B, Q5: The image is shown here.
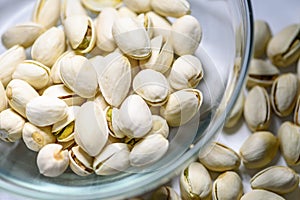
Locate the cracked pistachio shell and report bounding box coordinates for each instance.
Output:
[118,7,137,18]
[241,189,285,200]
[171,15,202,56]
[271,73,298,117]
[129,134,169,167]
[22,123,55,152]
[88,92,108,111]
[6,79,40,118]
[244,86,270,132]
[168,55,203,90]
[0,45,26,86]
[32,0,60,29]
[50,51,75,84]
[81,0,122,12]
[37,143,69,177]
[199,142,240,172]
[61,0,87,22]
[137,13,153,38]
[160,89,203,127]
[112,17,151,60]
[250,166,299,194]
[151,0,190,18]
[74,101,108,156]
[225,92,244,128]
[147,115,169,138]
[93,143,130,175]
[1,22,45,49]
[267,24,300,67]
[95,8,118,52]
[69,146,94,176]
[118,95,152,138]
[96,52,131,107]
[0,108,25,142]
[146,11,171,41]
[12,60,50,90]
[31,27,66,67]
[152,186,181,200]
[64,15,96,54]
[133,69,169,106]
[124,0,151,13]
[212,171,243,200]
[246,59,280,88]
[140,36,174,74]
[294,95,300,126]
[180,162,212,200]
[253,20,272,58]
[278,122,300,166]
[240,131,279,169]
[106,107,125,139]
[26,96,68,127]
[60,55,98,98]
[0,81,8,112]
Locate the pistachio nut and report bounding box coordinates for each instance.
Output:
[50,51,75,84]
[146,11,172,41]
[26,96,68,127]
[95,8,118,52]
[0,81,7,112]
[147,115,169,138]
[137,13,153,38]
[253,20,272,58]
[129,134,169,167]
[271,73,298,117]
[133,69,169,106]
[60,55,98,98]
[81,0,122,12]
[112,17,151,60]
[69,146,94,176]
[12,60,50,90]
[123,0,151,13]
[168,55,203,90]
[96,52,131,107]
[267,24,300,67]
[180,162,212,200]
[118,95,152,138]
[64,15,96,54]
[106,107,126,139]
[171,15,202,56]
[240,131,279,169]
[118,7,137,18]
[140,36,173,74]
[88,92,108,111]
[37,143,69,177]
[225,92,244,128]
[278,121,300,166]
[0,108,25,142]
[151,0,190,18]
[1,22,45,49]
[294,95,300,126]
[31,27,66,67]
[152,186,181,200]
[160,89,203,127]
[250,166,299,194]
[59,139,76,151]
[244,86,270,131]
[0,45,26,86]
[61,0,87,22]
[74,101,108,156]
[32,0,60,29]
[6,79,40,118]
[246,59,280,88]
[94,143,130,175]
[212,171,243,200]
[241,189,285,200]
[199,142,240,172]
[22,123,55,152]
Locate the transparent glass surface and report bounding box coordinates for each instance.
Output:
[0,0,253,199]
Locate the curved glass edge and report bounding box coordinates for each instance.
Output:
[0,0,254,199]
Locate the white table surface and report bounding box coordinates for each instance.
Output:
[1,0,300,199]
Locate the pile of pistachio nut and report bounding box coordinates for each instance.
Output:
[0,0,205,177]
[154,21,300,200]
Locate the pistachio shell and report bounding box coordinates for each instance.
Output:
[0,81,8,112]
[250,166,299,194]
[225,92,244,128]
[241,190,285,200]
[294,96,300,126]
[87,92,108,111]
[147,115,169,138]
[129,134,169,167]
[74,101,108,156]
[253,20,272,58]
[31,27,66,67]
[152,186,180,200]
[151,0,190,18]
[1,22,45,49]
[32,0,60,29]
[93,143,130,175]
[106,107,126,139]
[146,11,171,41]
[69,146,94,176]
[0,45,26,86]
[123,0,151,13]
[118,7,137,18]
[160,89,203,127]
[50,51,75,84]
[61,0,87,22]
[271,73,298,117]
[81,0,122,12]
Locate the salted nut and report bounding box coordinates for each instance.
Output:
[241,189,285,200]
[151,0,190,18]
[152,186,181,200]
[69,146,94,176]
[32,0,60,29]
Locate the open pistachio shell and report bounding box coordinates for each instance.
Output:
[88,92,108,111]
[81,0,122,12]
[32,0,60,29]
[225,92,244,128]
[253,20,272,58]
[123,0,151,13]
[69,146,94,176]
[105,107,126,139]
[137,13,153,38]
[294,95,300,126]
[147,115,169,138]
[61,0,87,22]
[151,0,190,18]
[0,81,8,112]
[50,51,75,84]
[146,11,172,41]
[241,190,285,200]
[152,186,181,200]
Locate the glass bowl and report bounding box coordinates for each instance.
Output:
[0,0,253,199]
